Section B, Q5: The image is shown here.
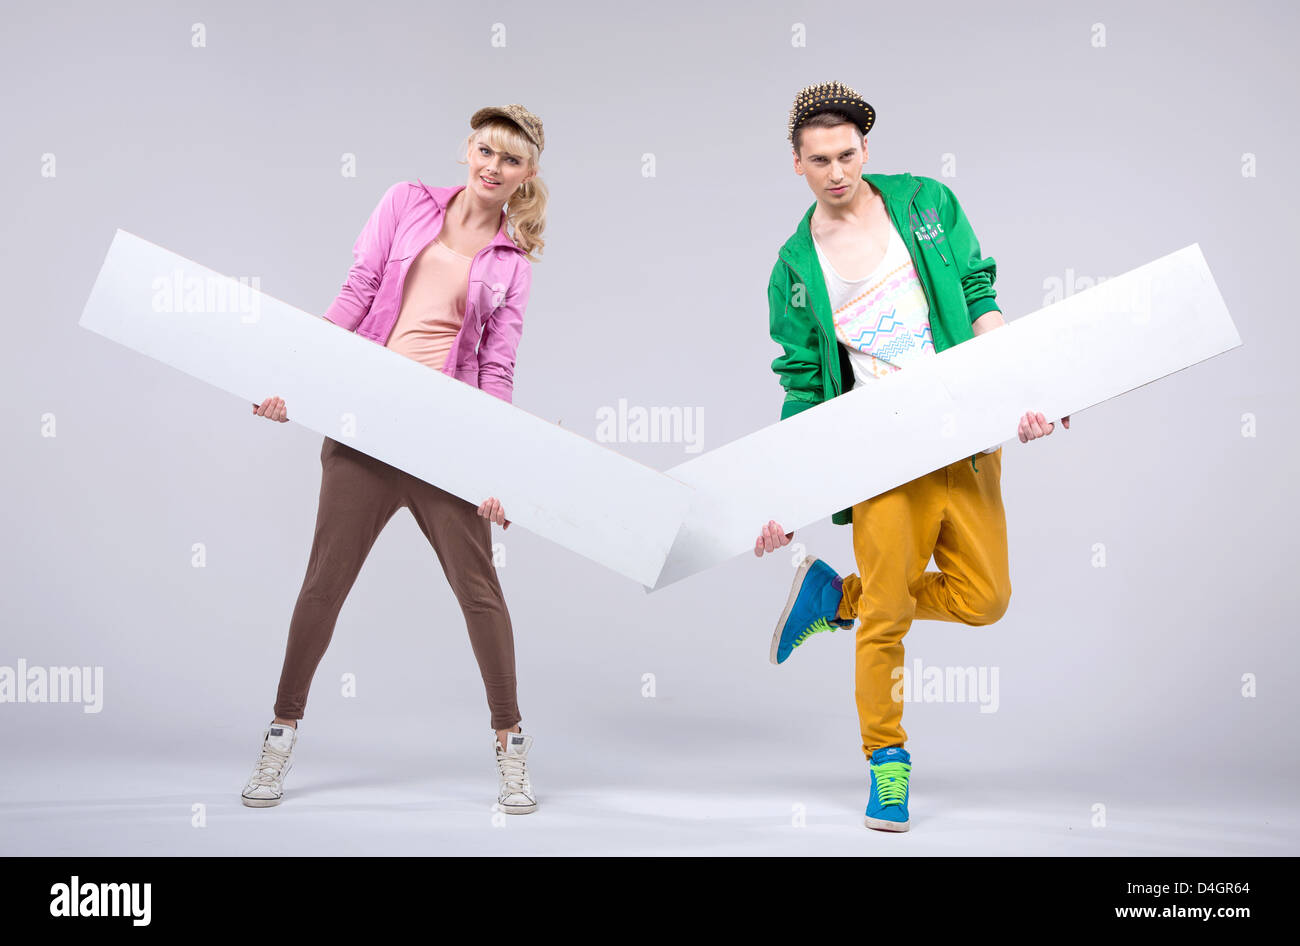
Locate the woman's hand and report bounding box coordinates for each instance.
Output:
[478,497,510,529]
[252,396,288,422]
[754,520,794,557]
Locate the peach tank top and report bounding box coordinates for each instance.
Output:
[385,238,473,370]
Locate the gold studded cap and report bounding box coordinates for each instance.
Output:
[470,103,545,154]
[787,80,875,145]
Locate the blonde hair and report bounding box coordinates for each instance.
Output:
[460,118,548,261]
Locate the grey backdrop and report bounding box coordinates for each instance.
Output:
[2,0,1296,855]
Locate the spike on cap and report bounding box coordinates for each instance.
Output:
[787,80,875,145]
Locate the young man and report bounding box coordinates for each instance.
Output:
[754,80,1069,832]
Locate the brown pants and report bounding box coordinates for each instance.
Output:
[274,436,520,730]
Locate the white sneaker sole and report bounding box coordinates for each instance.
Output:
[863,815,910,832]
[770,556,816,665]
[241,794,284,808]
[498,800,537,815]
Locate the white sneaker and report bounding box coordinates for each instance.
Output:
[494,730,536,814]
[241,722,296,807]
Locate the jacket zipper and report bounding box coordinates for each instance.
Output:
[904,181,977,470]
[901,181,942,335]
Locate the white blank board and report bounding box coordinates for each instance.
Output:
[651,243,1241,589]
[79,232,1240,592]
[79,230,692,587]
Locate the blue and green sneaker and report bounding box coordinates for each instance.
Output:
[864,745,911,832]
[769,557,854,665]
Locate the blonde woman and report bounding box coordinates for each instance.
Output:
[240,105,548,814]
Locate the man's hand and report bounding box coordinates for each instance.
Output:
[1018,410,1070,442]
[754,520,794,557]
[478,497,510,529]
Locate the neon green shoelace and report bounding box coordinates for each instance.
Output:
[873,761,911,805]
[793,616,839,647]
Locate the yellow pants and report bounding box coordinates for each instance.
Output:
[836,449,1011,759]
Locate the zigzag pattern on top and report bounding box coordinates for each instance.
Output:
[844,311,932,357]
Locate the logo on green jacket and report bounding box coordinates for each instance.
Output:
[909,207,947,248]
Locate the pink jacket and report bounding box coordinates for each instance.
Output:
[323,179,532,403]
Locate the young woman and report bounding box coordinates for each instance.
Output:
[239,105,548,814]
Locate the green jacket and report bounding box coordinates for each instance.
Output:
[767,171,1001,525]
